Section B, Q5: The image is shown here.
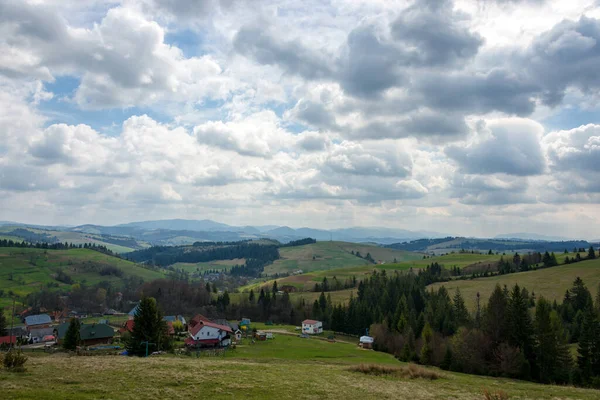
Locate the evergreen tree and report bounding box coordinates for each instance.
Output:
[535,297,557,383]
[0,309,7,336]
[440,345,453,370]
[507,284,535,378]
[577,305,596,382]
[453,288,470,327]
[484,284,508,345]
[588,246,596,260]
[63,318,80,350]
[419,322,433,365]
[126,297,169,357]
[318,292,327,312]
[550,310,573,384]
[248,289,255,303]
[272,280,278,295]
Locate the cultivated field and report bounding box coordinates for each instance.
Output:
[1,334,599,399]
[430,258,600,311]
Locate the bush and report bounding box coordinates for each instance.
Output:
[348,363,442,380]
[482,389,509,400]
[3,349,28,372]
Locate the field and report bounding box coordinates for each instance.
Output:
[0,247,166,317]
[430,258,600,311]
[243,252,502,294]
[2,334,599,399]
[263,241,421,276]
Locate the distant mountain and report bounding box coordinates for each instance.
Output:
[117,219,241,232]
[388,237,593,253]
[494,233,573,241]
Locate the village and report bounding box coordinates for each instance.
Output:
[0,306,375,355]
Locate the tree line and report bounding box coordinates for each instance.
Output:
[0,239,115,255]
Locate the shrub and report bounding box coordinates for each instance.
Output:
[3,349,28,372]
[348,363,442,380]
[482,389,509,400]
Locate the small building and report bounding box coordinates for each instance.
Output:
[25,314,52,331]
[0,336,17,346]
[302,319,323,335]
[127,305,140,321]
[55,322,115,346]
[359,336,374,349]
[163,315,187,326]
[186,318,233,348]
[234,329,242,341]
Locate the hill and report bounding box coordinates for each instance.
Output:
[429,257,600,311]
[388,236,595,254]
[242,251,501,294]
[0,247,166,312]
[2,333,599,399]
[263,241,421,277]
[0,225,148,253]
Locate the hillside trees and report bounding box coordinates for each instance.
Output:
[0,310,6,336]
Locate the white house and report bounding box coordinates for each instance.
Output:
[302,319,323,335]
[185,319,233,348]
[359,335,374,349]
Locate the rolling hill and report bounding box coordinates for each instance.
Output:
[0,247,166,313]
[429,257,600,311]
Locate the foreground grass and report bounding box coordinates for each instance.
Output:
[2,346,598,399]
[430,258,600,310]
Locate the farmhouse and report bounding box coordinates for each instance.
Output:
[185,316,232,348]
[359,335,374,349]
[55,322,115,346]
[302,319,323,335]
[25,314,52,330]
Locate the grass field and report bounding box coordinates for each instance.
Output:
[243,252,503,294]
[0,247,166,318]
[263,241,421,276]
[1,333,599,399]
[430,258,600,311]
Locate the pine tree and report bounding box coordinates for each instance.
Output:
[0,309,7,336]
[126,297,169,357]
[550,310,573,384]
[272,280,278,295]
[535,297,557,383]
[577,305,596,382]
[63,318,81,350]
[440,345,453,370]
[453,289,470,327]
[484,284,508,345]
[419,322,433,365]
[248,289,255,303]
[589,246,596,260]
[507,284,535,378]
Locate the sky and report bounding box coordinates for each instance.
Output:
[0,0,599,239]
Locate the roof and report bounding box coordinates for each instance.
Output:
[119,320,135,333]
[55,322,115,341]
[0,336,17,345]
[80,324,114,341]
[189,320,233,336]
[25,314,52,326]
[163,315,186,324]
[190,314,211,327]
[359,336,374,343]
[302,319,321,325]
[128,305,140,316]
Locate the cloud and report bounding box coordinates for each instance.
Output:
[390,0,483,67]
[323,141,412,177]
[446,118,546,176]
[451,174,536,205]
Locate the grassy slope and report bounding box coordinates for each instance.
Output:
[264,241,421,276]
[430,257,600,311]
[241,252,501,294]
[0,247,166,315]
[2,334,598,399]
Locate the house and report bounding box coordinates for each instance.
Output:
[127,305,140,320]
[185,316,233,348]
[25,314,52,331]
[29,327,55,340]
[255,331,267,341]
[55,323,115,346]
[359,335,374,349]
[189,314,212,328]
[0,336,17,346]
[119,320,135,334]
[234,329,242,341]
[302,319,323,335]
[239,318,251,331]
